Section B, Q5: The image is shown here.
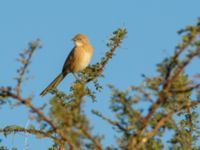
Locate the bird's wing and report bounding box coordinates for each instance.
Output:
[62,47,76,74]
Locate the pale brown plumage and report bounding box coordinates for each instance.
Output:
[40,34,94,96]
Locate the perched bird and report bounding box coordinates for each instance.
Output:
[40,34,94,96]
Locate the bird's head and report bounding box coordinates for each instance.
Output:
[72,33,90,47]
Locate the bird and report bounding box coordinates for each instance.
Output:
[40,34,94,96]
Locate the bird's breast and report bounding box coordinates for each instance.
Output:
[71,47,93,72]
[78,50,92,70]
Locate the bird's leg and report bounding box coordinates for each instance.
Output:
[72,73,85,85]
[72,73,81,81]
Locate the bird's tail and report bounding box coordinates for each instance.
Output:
[40,73,65,96]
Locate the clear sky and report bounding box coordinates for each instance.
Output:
[0,0,200,149]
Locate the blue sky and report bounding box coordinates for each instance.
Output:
[0,0,200,149]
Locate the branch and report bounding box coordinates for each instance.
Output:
[140,114,171,145]
[170,83,200,93]
[0,126,63,145]
[92,110,128,132]
[164,50,200,90]
[78,128,103,150]
[0,29,128,149]
[165,25,198,81]
[0,88,56,130]
[140,48,200,132]
[186,107,193,148]
[85,28,127,83]
[139,100,200,146]
[16,39,41,96]
[0,88,76,148]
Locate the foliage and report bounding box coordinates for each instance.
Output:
[0,18,200,150]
